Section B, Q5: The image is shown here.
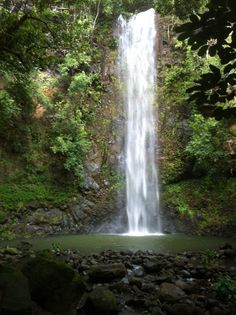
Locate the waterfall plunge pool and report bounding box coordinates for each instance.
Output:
[2,234,236,255]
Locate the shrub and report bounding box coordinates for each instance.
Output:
[214,276,236,301]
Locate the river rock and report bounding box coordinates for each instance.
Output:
[0,265,32,314]
[169,303,196,315]
[179,269,191,278]
[85,287,118,314]
[3,246,19,255]
[143,259,164,273]
[175,279,190,291]
[159,282,186,302]
[221,248,236,259]
[129,276,143,287]
[22,256,85,314]
[88,263,126,282]
[131,265,144,277]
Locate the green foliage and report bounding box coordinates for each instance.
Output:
[51,242,62,252]
[154,0,207,19]
[214,276,236,302]
[0,181,73,211]
[203,249,220,267]
[0,70,53,154]
[160,43,234,180]
[162,45,219,105]
[51,102,90,182]
[163,181,194,219]
[97,0,207,20]
[177,0,236,114]
[0,210,8,224]
[68,72,93,96]
[0,90,20,123]
[59,52,91,77]
[158,126,187,184]
[0,0,105,186]
[186,114,231,175]
[163,178,236,233]
[0,1,84,72]
[158,47,207,183]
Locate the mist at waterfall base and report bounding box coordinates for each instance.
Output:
[117,9,162,236]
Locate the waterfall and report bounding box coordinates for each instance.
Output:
[118,9,161,235]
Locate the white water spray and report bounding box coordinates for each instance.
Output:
[118,9,161,235]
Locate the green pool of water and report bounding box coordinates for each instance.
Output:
[2,234,236,254]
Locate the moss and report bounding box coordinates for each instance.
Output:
[0,265,32,314]
[22,256,85,314]
[3,246,19,255]
[163,177,236,234]
[0,225,16,240]
[0,210,8,223]
[32,212,48,225]
[86,287,118,315]
[0,182,74,211]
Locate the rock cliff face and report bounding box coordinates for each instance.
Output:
[0,17,199,238]
[1,15,234,239]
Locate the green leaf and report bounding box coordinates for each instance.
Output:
[198,45,208,56]
[189,14,199,23]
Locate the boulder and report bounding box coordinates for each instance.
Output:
[88,263,126,282]
[143,259,163,273]
[175,279,190,291]
[0,265,32,315]
[170,303,195,315]
[85,287,118,314]
[3,247,19,255]
[159,282,186,302]
[22,257,85,314]
[221,248,236,259]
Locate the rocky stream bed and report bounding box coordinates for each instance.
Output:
[0,243,236,315]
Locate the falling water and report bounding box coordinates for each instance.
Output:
[118,9,161,235]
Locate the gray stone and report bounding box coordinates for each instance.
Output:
[210,306,224,315]
[85,287,118,314]
[86,162,101,174]
[131,266,144,277]
[143,259,164,273]
[129,277,142,287]
[83,176,100,190]
[141,282,156,292]
[175,279,189,291]
[28,208,63,227]
[222,249,236,258]
[160,282,186,302]
[170,303,195,315]
[228,266,236,276]
[88,263,126,282]
[179,269,191,277]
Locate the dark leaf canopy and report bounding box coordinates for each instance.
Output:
[176,0,236,118]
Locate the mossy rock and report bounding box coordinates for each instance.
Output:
[3,246,19,255]
[22,257,85,314]
[0,210,8,224]
[32,211,48,225]
[85,287,118,315]
[229,124,236,136]
[0,265,32,315]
